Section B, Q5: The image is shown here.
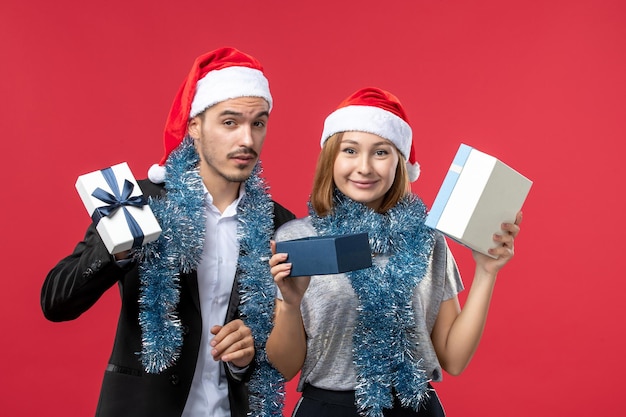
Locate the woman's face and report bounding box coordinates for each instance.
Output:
[333,131,400,211]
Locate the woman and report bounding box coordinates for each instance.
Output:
[266,87,521,417]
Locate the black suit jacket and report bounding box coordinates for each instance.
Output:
[41,179,295,417]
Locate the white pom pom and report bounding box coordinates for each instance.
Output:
[148,164,166,184]
[407,161,420,182]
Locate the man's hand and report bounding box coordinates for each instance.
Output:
[210,319,255,368]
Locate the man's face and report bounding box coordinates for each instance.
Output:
[188,97,270,188]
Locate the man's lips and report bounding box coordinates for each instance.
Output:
[229,151,257,163]
[232,155,254,161]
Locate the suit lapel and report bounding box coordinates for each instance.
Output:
[224,273,240,323]
[182,272,201,313]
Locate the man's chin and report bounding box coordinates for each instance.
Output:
[223,167,255,183]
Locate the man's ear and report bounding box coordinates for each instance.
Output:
[187,116,201,140]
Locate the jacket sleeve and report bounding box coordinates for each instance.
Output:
[272,201,296,231]
[41,222,130,322]
[41,179,163,322]
[224,360,256,383]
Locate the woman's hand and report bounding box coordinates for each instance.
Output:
[473,211,523,275]
[269,240,311,307]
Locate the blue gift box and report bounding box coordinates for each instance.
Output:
[276,233,372,276]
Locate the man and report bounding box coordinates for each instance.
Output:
[41,47,295,417]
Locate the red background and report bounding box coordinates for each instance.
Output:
[2,1,625,415]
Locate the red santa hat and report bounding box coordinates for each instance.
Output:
[148,47,273,183]
[320,87,420,182]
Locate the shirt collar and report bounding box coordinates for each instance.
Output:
[202,182,246,217]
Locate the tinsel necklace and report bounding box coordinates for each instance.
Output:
[137,138,284,416]
[309,191,436,417]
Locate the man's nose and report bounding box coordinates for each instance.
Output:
[238,124,254,146]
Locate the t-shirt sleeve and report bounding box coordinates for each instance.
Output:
[440,236,464,300]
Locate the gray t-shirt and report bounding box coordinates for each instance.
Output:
[274,217,464,392]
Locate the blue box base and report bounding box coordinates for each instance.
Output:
[276,232,372,276]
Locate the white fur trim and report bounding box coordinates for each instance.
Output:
[148,164,166,184]
[190,66,272,117]
[407,161,421,182]
[321,105,412,158]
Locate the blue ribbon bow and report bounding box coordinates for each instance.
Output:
[91,167,147,249]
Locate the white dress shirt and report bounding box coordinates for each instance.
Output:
[182,186,244,417]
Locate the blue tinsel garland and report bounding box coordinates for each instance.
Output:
[310,192,435,417]
[137,138,284,416]
[138,138,205,373]
[236,158,285,417]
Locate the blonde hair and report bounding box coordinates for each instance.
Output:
[310,133,411,216]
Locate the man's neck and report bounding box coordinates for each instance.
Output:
[203,178,242,213]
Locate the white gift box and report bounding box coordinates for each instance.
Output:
[75,162,162,254]
[425,144,532,257]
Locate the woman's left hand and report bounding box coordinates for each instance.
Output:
[473,211,522,275]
